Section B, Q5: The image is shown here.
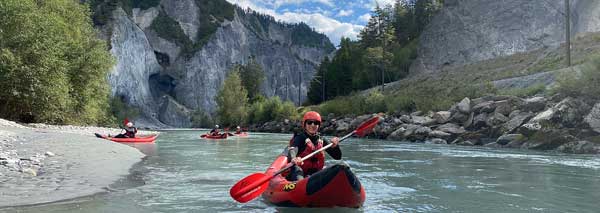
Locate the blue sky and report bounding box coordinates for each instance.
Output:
[225,0,396,46]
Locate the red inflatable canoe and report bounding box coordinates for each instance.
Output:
[95,133,158,143]
[261,148,365,208]
[233,132,248,137]
[201,133,228,139]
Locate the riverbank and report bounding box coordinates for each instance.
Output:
[251,94,600,154]
[0,119,152,207]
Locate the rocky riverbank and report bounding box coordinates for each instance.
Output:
[251,94,600,154]
[0,119,154,207]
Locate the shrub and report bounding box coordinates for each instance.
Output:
[554,58,600,100]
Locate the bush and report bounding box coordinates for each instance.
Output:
[216,70,249,126]
[191,108,213,128]
[248,96,297,124]
[554,58,600,100]
[109,96,140,127]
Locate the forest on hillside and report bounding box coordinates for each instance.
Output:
[306,0,444,105]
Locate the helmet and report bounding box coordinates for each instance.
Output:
[126,122,133,128]
[236,126,241,129]
[215,125,219,128]
[302,111,322,126]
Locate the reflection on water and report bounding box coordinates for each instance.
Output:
[7,131,600,213]
[123,142,157,156]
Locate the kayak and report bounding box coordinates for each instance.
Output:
[261,148,365,208]
[201,133,228,139]
[233,132,248,137]
[94,133,158,143]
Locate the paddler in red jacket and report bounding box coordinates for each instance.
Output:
[287,111,340,181]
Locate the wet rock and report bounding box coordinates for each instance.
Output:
[556,141,599,154]
[521,96,547,112]
[496,134,525,145]
[432,111,451,124]
[584,102,600,134]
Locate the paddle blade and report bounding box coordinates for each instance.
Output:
[123,118,129,126]
[354,116,380,137]
[230,173,270,203]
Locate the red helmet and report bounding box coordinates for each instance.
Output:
[302,111,322,126]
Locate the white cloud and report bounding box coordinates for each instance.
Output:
[277,12,363,44]
[363,0,395,9]
[269,0,335,8]
[336,9,354,17]
[358,13,371,24]
[226,0,363,46]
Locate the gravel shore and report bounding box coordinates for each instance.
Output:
[0,119,154,207]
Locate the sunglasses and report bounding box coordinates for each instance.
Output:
[305,120,321,126]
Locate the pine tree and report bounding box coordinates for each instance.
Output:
[307,57,330,104]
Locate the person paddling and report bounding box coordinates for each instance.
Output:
[287,111,340,181]
[235,126,242,134]
[210,125,220,136]
[115,121,137,138]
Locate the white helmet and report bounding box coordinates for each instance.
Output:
[126,122,133,127]
[236,126,241,129]
[215,125,219,128]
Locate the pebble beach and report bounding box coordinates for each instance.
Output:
[0,119,154,207]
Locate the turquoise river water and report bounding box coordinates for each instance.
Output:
[7,130,600,212]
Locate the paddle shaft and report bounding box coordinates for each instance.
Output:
[232,130,356,198]
[271,130,356,177]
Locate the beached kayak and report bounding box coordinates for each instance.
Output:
[261,148,365,208]
[200,133,228,139]
[94,133,158,143]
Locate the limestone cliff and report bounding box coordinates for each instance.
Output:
[412,0,600,74]
[99,0,334,127]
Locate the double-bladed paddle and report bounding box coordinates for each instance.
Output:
[229,116,380,203]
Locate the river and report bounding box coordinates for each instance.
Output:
[8,130,600,212]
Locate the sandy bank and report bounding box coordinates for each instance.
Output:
[0,119,151,207]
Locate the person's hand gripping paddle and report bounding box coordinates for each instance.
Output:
[229,116,380,203]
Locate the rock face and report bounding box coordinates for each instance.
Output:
[108,8,163,125]
[102,2,334,127]
[412,0,600,73]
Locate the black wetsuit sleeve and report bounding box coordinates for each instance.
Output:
[289,136,306,159]
[323,138,342,160]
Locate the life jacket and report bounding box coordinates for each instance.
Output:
[125,127,137,138]
[296,137,325,176]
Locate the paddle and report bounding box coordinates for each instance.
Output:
[229,116,380,203]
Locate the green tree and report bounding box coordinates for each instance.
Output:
[216,69,249,126]
[0,0,114,124]
[239,57,266,103]
[307,57,329,104]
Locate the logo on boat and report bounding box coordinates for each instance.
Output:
[283,183,296,191]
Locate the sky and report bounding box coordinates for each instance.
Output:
[225,0,397,47]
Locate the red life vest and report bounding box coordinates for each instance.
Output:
[297,138,325,176]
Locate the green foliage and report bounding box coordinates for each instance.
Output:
[314,1,442,102]
[132,0,160,10]
[307,57,329,104]
[554,58,600,100]
[193,0,234,49]
[0,0,115,124]
[109,96,140,126]
[216,70,249,126]
[238,57,266,102]
[291,23,335,51]
[150,10,192,48]
[191,108,213,128]
[248,96,297,124]
[390,40,417,79]
[497,83,546,97]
